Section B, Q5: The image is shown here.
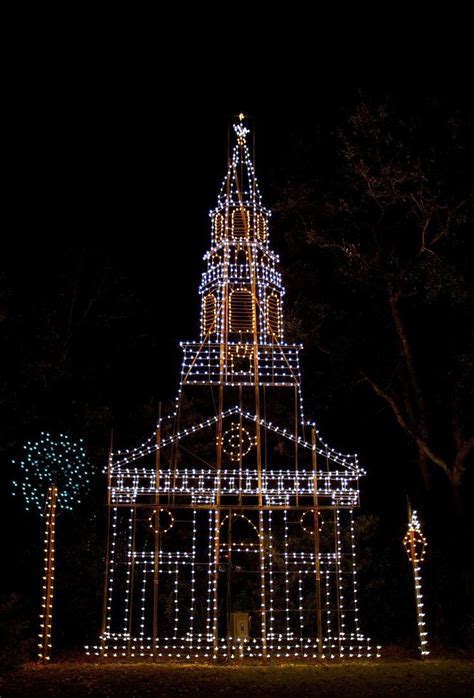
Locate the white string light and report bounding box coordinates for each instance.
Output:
[12,432,91,513]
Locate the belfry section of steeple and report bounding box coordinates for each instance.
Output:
[210,119,271,249]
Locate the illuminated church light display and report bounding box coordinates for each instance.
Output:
[89,117,378,660]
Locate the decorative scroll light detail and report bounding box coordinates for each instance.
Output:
[221,423,256,461]
[267,293,282,339]
[111,406,363,470]
[220,513,260,539]
[256,213,267,243]
[202,293,216,336]
[148,508,175,534]
[234,122,250,145]
[214,213,224,243]
[300,509,324,535]
[404,509,429,657]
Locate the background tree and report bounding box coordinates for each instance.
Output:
[275,97,474,515]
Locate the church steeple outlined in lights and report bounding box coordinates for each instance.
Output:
[89,116,378,660]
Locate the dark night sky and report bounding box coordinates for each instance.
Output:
[7,90,350,396]
[5,86,472,485]
[6,86,418,391]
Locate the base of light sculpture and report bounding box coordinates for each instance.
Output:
[88,633,380,660]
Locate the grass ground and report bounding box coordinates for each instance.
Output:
[1,658,473,697]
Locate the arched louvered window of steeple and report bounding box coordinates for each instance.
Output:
[202,293,216,337]
[230,289,254,333]
[267,293,282,340]
[234,248,248,265]
[232,208,250,239]
[257,213,267,242]
[214,213,224,243]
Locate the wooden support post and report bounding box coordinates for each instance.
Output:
[333,507,343,657]
[152,403,161,652]
[213,384,224,658]
[295,386,299,506]
[100,431,113,655]
[226,509,232,657]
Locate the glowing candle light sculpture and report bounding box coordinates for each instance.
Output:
[403,507,429,657]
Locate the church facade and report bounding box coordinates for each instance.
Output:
[89,118,377,660]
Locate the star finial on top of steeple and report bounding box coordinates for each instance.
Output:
[234,117,250,145]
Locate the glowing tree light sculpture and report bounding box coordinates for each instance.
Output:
[403,507,429,657]
[12,432,91,661]
[91,116,379,661]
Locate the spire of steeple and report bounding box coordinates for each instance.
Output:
[215,116,265,210]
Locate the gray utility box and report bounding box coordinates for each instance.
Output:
[231,612,250,640]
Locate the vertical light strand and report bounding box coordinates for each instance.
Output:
[206,509,214,652]
[294,386,299,506]
[283,509,291,650]
[100,434,113,656]
[244,176,267,658]
[127,506,137,653]
[226,509,232,659]
[152,405,161,654]
[258,509,267,657]
[349,509,361,637]
[188,508,197,656]
[212,509,220,657]
[324,560,331,657]
[298,572,304,656]
[334,508,343,657]
[267,510,274,651]
[38,484,57,662]
[139,561,147,654]
[104,506,118,650]
[123,508,134,648]
[312,428,323,659]
[404,509,429,657]
[173,561,179,639]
